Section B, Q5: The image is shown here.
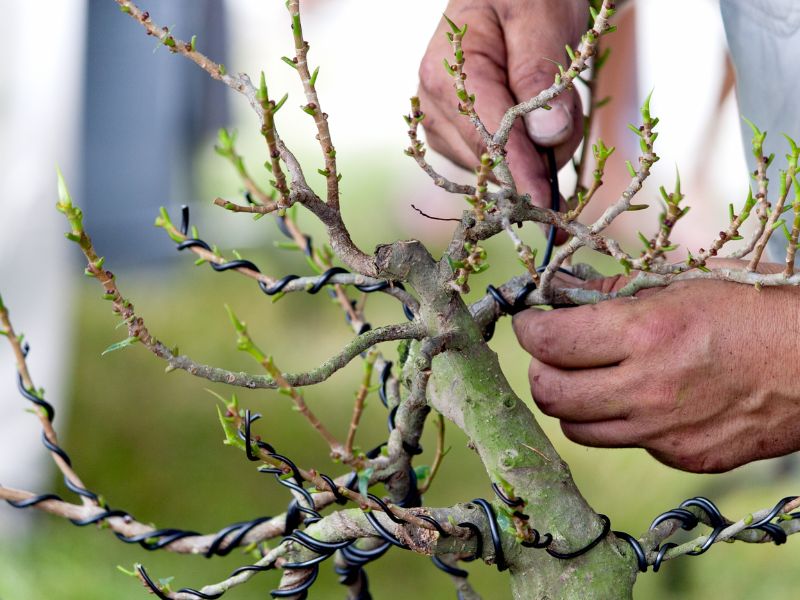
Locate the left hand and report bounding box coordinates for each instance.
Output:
[512,273,800,473]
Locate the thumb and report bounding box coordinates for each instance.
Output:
[511,64,583,157]
[504,5,585,155]
[525,101,576,147]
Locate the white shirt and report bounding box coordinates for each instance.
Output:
[720,0,800,261]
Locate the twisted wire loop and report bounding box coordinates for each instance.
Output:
[175,206,415,324]
[15,344,99,504]
[489,482,610,557]
[545,515,611,560]
[5,347,311,600]
[484,147,572,337]
[137,565,224,600]
[616,495,800,573]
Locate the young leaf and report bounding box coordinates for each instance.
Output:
[273,93,288,113]
[216,405,246,450]
[357,467,374,498]
[56,167,73,208]
[641,88,654,122]
[101,336,139,356]
[443,14,460,34]
[224,304,246,334]
[116,565,138,577]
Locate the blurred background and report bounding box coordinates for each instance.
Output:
[1,1,797,598]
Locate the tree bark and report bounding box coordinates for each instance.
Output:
[377,239,638,598]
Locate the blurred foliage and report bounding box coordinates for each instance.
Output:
[2,149,800,599]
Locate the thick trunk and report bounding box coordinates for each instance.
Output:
[379,240,638,598]
[431,345,637,599]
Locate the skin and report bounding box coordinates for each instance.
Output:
[420,1,800,473]
[512,265,800,473]
[418,0,587,240]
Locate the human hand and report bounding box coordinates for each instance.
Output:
[512,274,800,473]
[418,0,586,210]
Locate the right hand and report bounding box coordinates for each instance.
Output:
[418,0,588,211]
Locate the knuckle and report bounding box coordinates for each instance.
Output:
[670,447,699,472]
[424,128,448,155]
[560,421,580,443]
[516,313,557,360]
[418,53,447,96]
[512,66,554,95]
[528,362,556,415]
[650,438,722,474]
[627,308,682,349]
[514,66,581,104]
[679,453,713,474]
[696,455,727,474]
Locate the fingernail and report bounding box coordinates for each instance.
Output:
[525,104,571,144]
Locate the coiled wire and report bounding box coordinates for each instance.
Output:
[4,343,620,600]
[617,495,800,573]
[175,206,415,325]
[485,147,573,330]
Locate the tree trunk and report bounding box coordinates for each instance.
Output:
[431,345,637,599]
[379,239,638,598]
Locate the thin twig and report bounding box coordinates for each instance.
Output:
[418,413,446,495]
[411,204,462,223]
[344,349,377,457]
[0,299,95,507]
[405,97,477,195]
[286,0,340,209]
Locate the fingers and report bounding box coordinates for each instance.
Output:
[527,356,652,449]
[417,3,582,220]
[527,357,631,423]
[512,300,637,368]
[418,6,508,165]
[560,420,641,449]
[504,2,585,160]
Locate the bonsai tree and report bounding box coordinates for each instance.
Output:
[3,1,800,598]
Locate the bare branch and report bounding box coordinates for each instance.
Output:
[116,0,377,276]
[165,321,424,391]
[285,0,340,209]
[492,0,615,152]
[0,298,96,507]
[344,350,377,457]
[405,97,477,195]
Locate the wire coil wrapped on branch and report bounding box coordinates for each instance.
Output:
[176,206,416,326]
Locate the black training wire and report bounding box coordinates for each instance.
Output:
[485,146,572,326]
[175,206,416,324]
[546,514,610,560]
[471,498,508,571]
[541,144,561,267]
[617,495,800,573]
[431,555,470,579]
